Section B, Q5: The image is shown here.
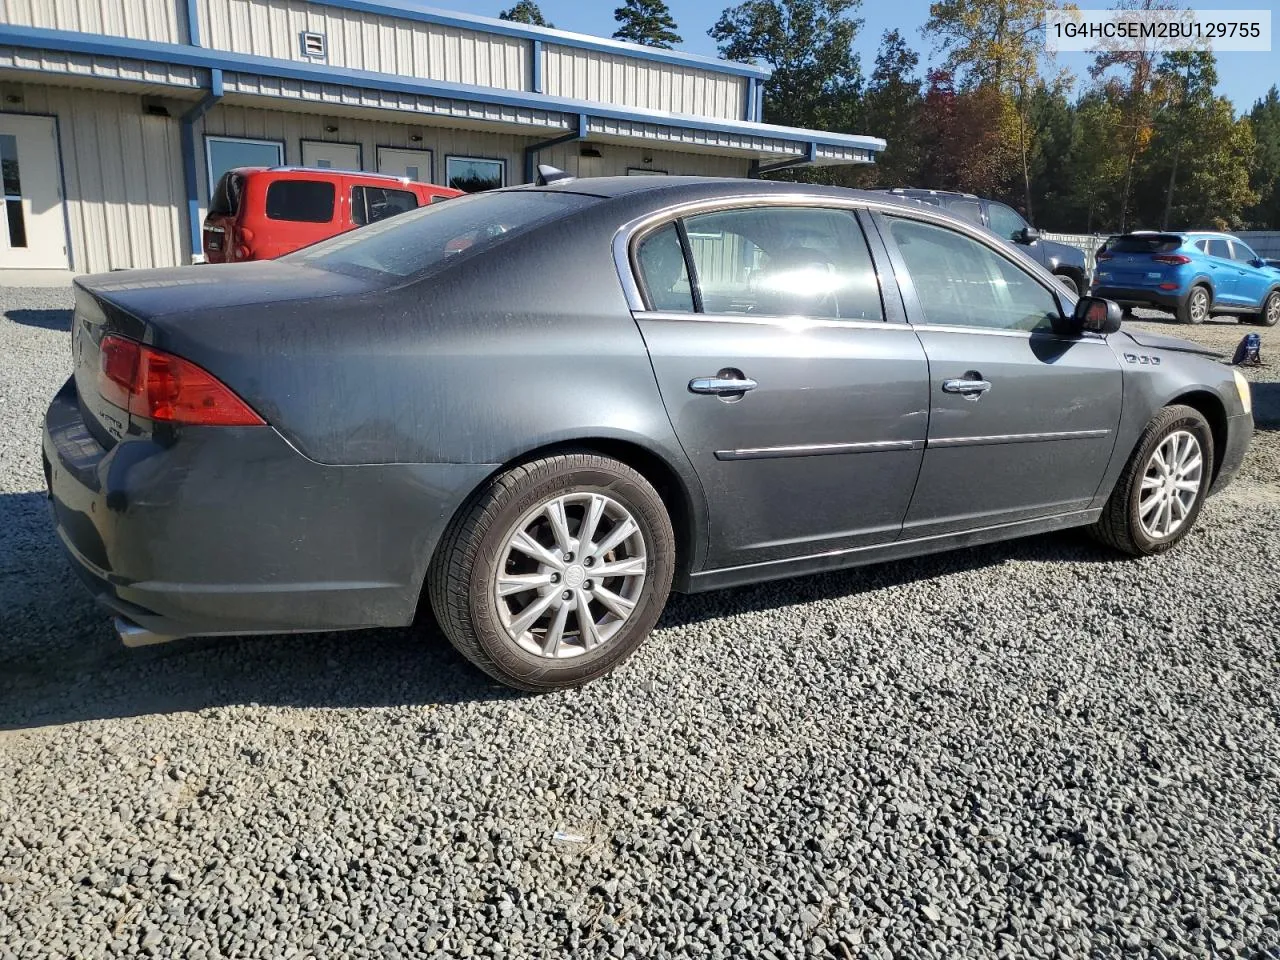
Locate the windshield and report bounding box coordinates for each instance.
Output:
[284,190,599,279]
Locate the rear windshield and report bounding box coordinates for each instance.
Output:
[285,190,599,279]
[208,172,244,217]
[1108,235,1182,254]
[266,180,336,223]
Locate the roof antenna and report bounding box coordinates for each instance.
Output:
[536,164,575,186]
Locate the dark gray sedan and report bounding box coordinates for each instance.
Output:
[43,177,1255,691]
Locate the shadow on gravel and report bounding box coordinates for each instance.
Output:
[0,479,1123,731]
[5,308,72,331]
[1252,382,1280,430]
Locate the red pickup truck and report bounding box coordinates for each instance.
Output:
[202,166,463,263]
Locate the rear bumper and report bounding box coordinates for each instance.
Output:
[1091,285,1183,310]
[1211,411,1254,495]
[43,377,496,639]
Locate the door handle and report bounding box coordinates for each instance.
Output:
[942,378,992,397]
[689,376,758,395]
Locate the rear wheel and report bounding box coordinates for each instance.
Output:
[1089,405,1214,556]
[1251,289,1280,327]
[1176,284,1211,325]
[428,453,675,692]
[1055,272,1084,296]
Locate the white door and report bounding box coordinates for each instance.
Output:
[0,114,68,270]
[301,140,361,171]
[377,147,433,183]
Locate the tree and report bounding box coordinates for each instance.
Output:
[709,0,865,137]
[1150,50,1217,228]
[857,29,924,187]
[922,0,1059,222]
[1088,0,1180,230]
[613,0,682,48]
[917,68,1020,196]
[1247,86,1280,227]
[499,1,552,27]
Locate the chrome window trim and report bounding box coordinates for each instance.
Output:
[612,191,1078,324]
[632,310,914,332]
[913,323,1110,343]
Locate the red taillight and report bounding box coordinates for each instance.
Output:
[97,335,265,426]
[1152,254,1192,265]
[1158,282,1179,290]
[234,244,252,260]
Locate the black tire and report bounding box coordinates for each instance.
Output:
[427,453,675,692]
[1251,289,1280,327]
[1176,284,1211,325]
[1055,272,1083,296]
[1089,405,1215,557]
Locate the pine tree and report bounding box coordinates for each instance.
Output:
[613,0,682,48]
[499,1,552,27]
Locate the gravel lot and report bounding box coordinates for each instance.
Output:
[2,289,1278,959]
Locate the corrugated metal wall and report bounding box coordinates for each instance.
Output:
[201,0,528,91]
[0,0,188,44]
[542,45,746,122]
[1,83,185,272]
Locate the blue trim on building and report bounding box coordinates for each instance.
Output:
[311,0,768,78]
[184,0,201,46]
[179,67,223,261]
[531,38,543,95]
[0,25,885,156]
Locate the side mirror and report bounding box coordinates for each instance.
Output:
[1070,296,1123,336]
[1251,257,1267,269]
[1016,226,1040,244]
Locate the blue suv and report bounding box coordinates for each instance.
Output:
[1092,231,1280,326]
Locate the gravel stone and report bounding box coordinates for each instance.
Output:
[2,289,1279,958]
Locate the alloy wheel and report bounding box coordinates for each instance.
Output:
[1189,288,1209,323]
[1138,430,1203,539]
[1268,294,1280,325]
[493,492,648,659]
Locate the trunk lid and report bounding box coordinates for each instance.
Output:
[1098,233,1186,287]
[70,261,376,440]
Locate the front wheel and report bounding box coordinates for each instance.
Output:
[428,453,675,692]
[1251,289,1280,327]
[1089,405,1215,556]
[1176,285,1211,325]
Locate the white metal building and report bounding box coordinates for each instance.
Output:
[0,0,884,275]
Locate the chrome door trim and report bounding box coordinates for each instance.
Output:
[715,439,924,461]
[927,429,1111,449]
[633,310,914,332]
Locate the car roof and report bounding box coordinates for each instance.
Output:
[870,187,982,200]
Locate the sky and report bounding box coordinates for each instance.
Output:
[433,0,1279,114]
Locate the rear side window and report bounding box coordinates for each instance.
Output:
[635,224,694,312]
[1206,238,1231,259]
[947,199,983,225]
[285,190,598,279]
[351,186,418,226]
[208,173,243,217]
[1110,236,1182,254]
[680,206,883,321]
[265,180,335,223]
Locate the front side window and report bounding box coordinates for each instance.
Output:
[351,186,418,226]
[205,136,283,189]
[1230,240,1257,263]
[886,217,1060,333]
[446,157,505,193]
[679,206,883,321]
[265,180,335,223]
[986,202,1028,241]
[634,223,694,312]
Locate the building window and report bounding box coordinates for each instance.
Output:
[265,180,335,223]
[1,134,27,248]
[299,31,327,59]
[446,156,505,193]
[206,136,284,193]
